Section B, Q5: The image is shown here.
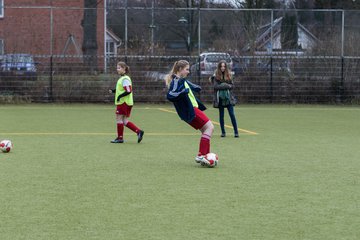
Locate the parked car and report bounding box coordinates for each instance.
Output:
[232,57,269,74]
[190,52,233,76]
[232,55,293,75]
[0,54,37,80]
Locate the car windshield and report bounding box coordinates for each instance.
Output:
[0,54,37,73]
[206,54,231,63]
[4,55,33,63]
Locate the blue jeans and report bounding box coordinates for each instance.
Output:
[218,103,238,135]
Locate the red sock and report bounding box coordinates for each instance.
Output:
[198,134,211,156]
[125,121,140,134]
[117,123,124,139]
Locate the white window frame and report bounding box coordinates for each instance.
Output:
[0,0,4,18]
[106,40,116,56]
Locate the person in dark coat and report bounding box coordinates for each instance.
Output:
[210,60,239,138]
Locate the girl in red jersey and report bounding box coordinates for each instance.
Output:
[166,60,214,166]
[109,61,144,143]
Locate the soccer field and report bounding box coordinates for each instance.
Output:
[1,104,359,240]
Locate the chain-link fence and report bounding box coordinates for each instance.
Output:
[0,5,359,103]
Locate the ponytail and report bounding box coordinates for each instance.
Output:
[117,61,130,75]
[165,60,189,86]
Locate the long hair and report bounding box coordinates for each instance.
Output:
[165,60,189,86]
[117,61,130,75]
[215,60,232,82]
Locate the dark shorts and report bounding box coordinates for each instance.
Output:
[189,107,210,130]
[116,103,132,117]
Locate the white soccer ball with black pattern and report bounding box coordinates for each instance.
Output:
[0,140,13,153]
[204,153,218,167]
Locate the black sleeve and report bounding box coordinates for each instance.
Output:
[117,91,131,102]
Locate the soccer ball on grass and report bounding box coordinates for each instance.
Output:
[202,153,218,167]
[0,140,13,153]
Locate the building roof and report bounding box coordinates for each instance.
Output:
[106,28,121,44]
[243,17,319,52]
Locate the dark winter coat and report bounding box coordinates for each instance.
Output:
[167,75,206,123]
[210,75,237,108]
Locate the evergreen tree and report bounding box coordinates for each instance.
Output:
[281,14,299,50]
[82,0,98,72]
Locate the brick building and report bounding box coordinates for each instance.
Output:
[0,0,105,67]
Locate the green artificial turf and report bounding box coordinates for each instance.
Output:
[0,104,359,240]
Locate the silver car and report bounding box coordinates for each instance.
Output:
[191,52,233,76]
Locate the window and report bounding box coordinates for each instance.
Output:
[106,41,116,56]
[0,0,3,18]
[0,39,3,54]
